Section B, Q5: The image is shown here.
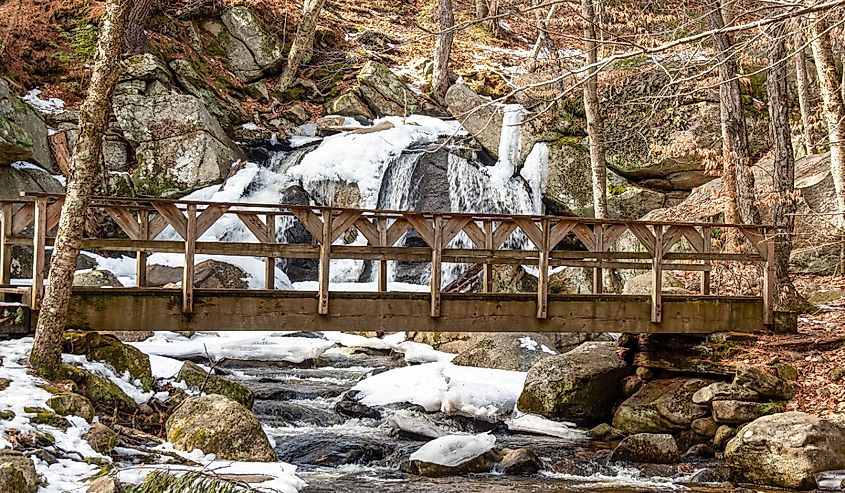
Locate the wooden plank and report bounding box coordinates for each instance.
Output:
[45,198,64,231]
[593,222,604,295]
[378,219,388,292]
[739,227,769,259]
[701,226,711,295]
[652,225,664,323]
[680,226,705,253]
[182,204,197,314]
[462,221,485,249]
[105,207,141,239]
[386,218,410,246]
[483,220,493,293]
[572,223,597,251]
[136,210,149,288]
[405,214,435,248]
[331,210,362,243]
[12,203,34,235]
[48,132,72,177]
[318,209,331,315]
[763,228,774,325]
[0,204,12,289]
[63,290,766,335]
[153,203,188,240]
[537,218,550,319]
[629,223,656,255]
[492,221,517,248]
[549,220,577,249]
[30,198,48,310]
[442,216,472,245]
[602,224,629,248]
[290,208,325,239]
[354,217,380,246]
[196,205,230,237]
[237,212,270,243]
[513,217,543,249]
[148,213,169,240]
[431,216,443,317]
[265,214,276,290]
[662,225,686,252]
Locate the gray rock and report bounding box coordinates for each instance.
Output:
[146,259,250,289]
[451,333,557,372]
[73,270,124,288]
[610,433,680,464]
[166,394,277,461]
[63,332,152,389]
[612,378,714,434]
[197,8,283,82]
[712,400,779,425]
[499,448,543,475]
[60,365,139,414]
[84,423,120,454]
[0,163,63,201]
[724,411,845,489]
[401,448,502,477]
[177,361,254,409]
[121,53,172,85]
[692,382,760,404]
[0,78,53,169]
[622,272,688,295]
[713,424,735,449]
[87,477,123,493]
[733,364,795,401]
[517,342,630,424]
[168,59,246,127]
[0,449,37,493]
[357,61,441,117]
[327,91,374,119]
[586,423,624,440]
[691,417,718,437]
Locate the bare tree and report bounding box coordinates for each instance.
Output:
[582,0,607,219]
[432,0,455,100]
[794,28,817,155]
[705,0,761,225]
[277,0,328,94]
[124,0,155,55]
[29,0,133,376]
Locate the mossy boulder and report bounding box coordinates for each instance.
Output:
[0,449,38,493]
[176,361,254,409]
[517,342,630,424]
[23,407,70,430]
[84,423,120,454]
[166,394,276,461]
[452,334,558,372]
[63,332,153,390]
[46,393,95,422]
[610,433,680,464]
[58,365,139,414]
[0,410,15,420]
[0,78,54,169]
[612,378,714,434]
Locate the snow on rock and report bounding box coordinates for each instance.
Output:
[397,341,456,364]
[505,411,585,440]
[131,332,334,363]
[61,353,155,405]
[22,88,66,114]
[409,433,496,467]
[352,362,526,418]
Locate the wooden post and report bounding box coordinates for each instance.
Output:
[700,226,711,295]
[377,218,388,292]
[482,220,493,293]
[182,204,196,314]
[593,224,603,294]
[762,227,775,326]
[318,209,331,315]
[265,213,276,290]
[0,204,12,287]
[136,210,149,288]
[537,218,550,319]
[431,215,443,317]
[651,224,664,323]
[30,197,48,310]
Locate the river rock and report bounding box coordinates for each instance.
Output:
[87,477,123,493]
[84,423,120,454]
[517,341,630,424]
[0,78,53,169]
[46,393,95,422]
[24,406,70,430]
[0,450,37,493]
[401,433,502,477]
[712,400,777,425]
[692,382,760,404]
[62,332,153,389]
[327,91,374,119]
[612,378,714,434]
[610,433,680,464]
[387,410,448,439]
[113,93,243,196]
[176,361,254,409]
[499,448,543,475]
[713,424,735,448]
[451,333,557,372]
[733,364,795,401]
[724,412,845,489]
[586,423,624,440]
[72,270,124,288]
[166,394,276,461]
[691,417,718,437]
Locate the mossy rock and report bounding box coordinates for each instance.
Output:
[63,332,153,391]
[0,410,15,420]
[0,462,29,493]
[0,378,10,391]
[46,393,95,423]
[58,365,138,414]
[829,367,845,383]
[176,361,254,409]
[84,423,120,455]
[23,406,70,430]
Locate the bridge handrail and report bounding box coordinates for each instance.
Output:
[0,193,778,327]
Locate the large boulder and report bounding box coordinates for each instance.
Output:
[0,163,63,200]
[609,433,680,464]
[145,260,249,289]
[400,433,501,477]
[73,270,124,288]
[0,79,53,169]
[113,93,244,196]
[451,333,557,372]
[355,61,442,118]
[712,400,777,425]
[63,332,153,389]
[166,394,276,461]
[517,341,630,424]
[60,365,138,414]
[46,392,95,423]
[612,378,714,434]
[0,450,37,493]
[724,412,845,489]
[176,361,254,409]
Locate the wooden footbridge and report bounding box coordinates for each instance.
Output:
[1,193,780,334]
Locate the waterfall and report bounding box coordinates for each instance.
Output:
[486,104,524,188]
[520,143,550,214]
[377,151,423,211]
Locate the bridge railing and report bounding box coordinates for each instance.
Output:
[0,193,778,325]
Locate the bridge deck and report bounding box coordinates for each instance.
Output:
[1,193,782,334]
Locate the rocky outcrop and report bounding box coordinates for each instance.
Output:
[354,61,441,118]
[73,270,124,288]
[166,394,276,461]
[518,342,630,423]
[113,92,243,196]
[62,333,153,389]
[176,361,254,409]
[0,79,53,169]
[610,433,680,464]
[612,378,714,434]
[452,333,557,372]
[724,412,845,489]
[0,450,38,493]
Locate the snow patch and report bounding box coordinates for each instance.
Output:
[409,433,496,467]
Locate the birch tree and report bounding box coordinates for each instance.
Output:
[432,0,455,100]
[277,0,328,94]
[581,0,607,219]
[30,0,133,376]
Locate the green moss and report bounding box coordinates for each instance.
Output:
[0,409,15,420]
[758,401,786,415]
[775,363,798,381]
[24,406,71,430]
[829,367,845,383]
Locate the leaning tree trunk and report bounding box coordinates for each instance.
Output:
[794,28,816,155]
[432,0,455,100]
[30,0,133,376]
[766,21,800,306]
[809,13,845,270]
[581,0,607,219]
[277,0,328,94]
[124,0,155,55]
[706,0,760,225]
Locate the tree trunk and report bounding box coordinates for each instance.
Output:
[766,22,800,306]
[475,0,488,20]
[794,28,816,155]
[706,0,760,225]
[582,0,607,219]
[124,0,155,55]
[809,13,845,267]
[528,5,557,73]
[277,0,328,94]
[29,0,133,376]
[432,0,455,100]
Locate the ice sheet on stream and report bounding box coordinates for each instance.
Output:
[409,433,496,467]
